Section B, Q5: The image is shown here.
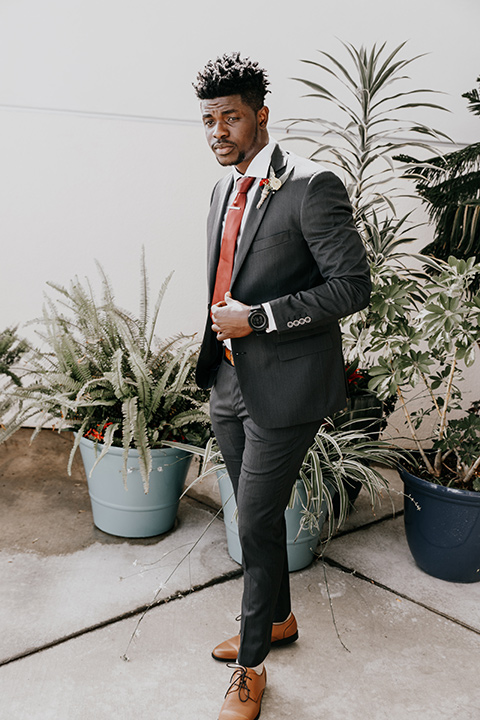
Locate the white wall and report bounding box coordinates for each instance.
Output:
[0,0,479,345]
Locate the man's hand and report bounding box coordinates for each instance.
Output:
[211,292,252,341]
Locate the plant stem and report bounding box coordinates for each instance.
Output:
[321,559,350,653]
[434,352,457,477]
[462,453,480,487]
[122,505,223,660]
[419,369,442,418]
[396,385,436,476]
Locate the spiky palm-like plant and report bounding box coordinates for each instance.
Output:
[398,75,480,265]
[285,40,448,223]
[0,252,210,490]
[284,41,448,397]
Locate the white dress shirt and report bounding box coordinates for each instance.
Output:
[221,139,278,339]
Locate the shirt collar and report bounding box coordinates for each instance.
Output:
[232,139,277,183]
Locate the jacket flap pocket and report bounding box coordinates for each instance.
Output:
[250,231,292,253]
[276,332,332,361]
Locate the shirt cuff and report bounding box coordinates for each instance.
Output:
[263,302,277,333]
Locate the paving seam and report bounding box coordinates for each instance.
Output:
[0,494,231,668]
[4,506,463,669]
[321,555,480,637]
[184,492,223,515]
[322,508,404,542]
[0,567,243,669]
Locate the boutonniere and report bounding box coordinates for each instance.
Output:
[256,168,289,209]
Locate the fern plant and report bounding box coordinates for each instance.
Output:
[0,252,210,491]
[0,327,30,388]
[0,326,30,425]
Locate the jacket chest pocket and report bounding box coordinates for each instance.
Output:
[250,230,293,253]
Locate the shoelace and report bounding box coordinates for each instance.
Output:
[225,664,250,703]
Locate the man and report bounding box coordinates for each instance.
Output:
[193,52,371,719]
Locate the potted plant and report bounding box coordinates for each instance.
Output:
[0,251,210,538]
[330,359,398,515]
[0,326,30,424]
[284,41,448,227]
[397,74,480,276]
[368,255,480,582]
[337,359,399,437]
[168,423,402,571]
[284,40,448,460]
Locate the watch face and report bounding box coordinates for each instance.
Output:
[251,314,264,328]
[250,309,268,331]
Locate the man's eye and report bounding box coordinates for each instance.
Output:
[228,116,238,122]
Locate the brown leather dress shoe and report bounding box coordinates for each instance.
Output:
[212,613,298,662]
[218,665,266,720]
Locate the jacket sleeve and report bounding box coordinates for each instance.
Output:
[268,171,371,332]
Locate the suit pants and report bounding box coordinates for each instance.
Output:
[210,357,321,667]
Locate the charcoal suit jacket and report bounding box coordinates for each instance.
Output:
[195,143,371,429]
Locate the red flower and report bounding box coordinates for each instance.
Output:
[85,422,113,442]
[348,369,364,385]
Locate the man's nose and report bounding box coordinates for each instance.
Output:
[213,121,228,139]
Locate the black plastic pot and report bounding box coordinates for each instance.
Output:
[400,465,480,583]
[341,391,384,437]
[332,391,384,516]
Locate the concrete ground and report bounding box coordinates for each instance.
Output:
[1,429,480,720]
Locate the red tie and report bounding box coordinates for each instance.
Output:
[212,176,255,307]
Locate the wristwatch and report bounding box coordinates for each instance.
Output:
[248,304,269,333]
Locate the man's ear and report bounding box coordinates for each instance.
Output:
[257,106,269,129]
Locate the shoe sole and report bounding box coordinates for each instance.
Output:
[212,630,299,662]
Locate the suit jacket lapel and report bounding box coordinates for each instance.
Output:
[230,145,293,288]
[207,144,294,300]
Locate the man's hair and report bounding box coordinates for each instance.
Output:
[193,52,270,111]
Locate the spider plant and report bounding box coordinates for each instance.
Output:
[166,421,403,543]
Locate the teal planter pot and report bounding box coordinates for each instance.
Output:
[78,435,192,538]
[217,470,324,572]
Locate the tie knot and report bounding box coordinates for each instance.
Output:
[236,176,255,194]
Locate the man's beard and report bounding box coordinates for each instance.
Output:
[214,129,257,168]
[216,147,245,167]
